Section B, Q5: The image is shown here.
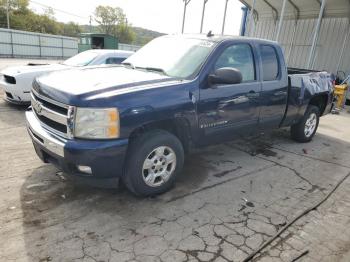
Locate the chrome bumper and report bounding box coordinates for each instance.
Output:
[26,110,65,157]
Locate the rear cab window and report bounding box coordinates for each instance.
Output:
[260,45,280,81]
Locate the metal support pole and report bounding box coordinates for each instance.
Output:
[335,26,350,73]
[307,0,327,69]
[286,20,298,64]
[10,30,13,57]
[6,0,10,29]
[221,0,229,35]
[200,0,208,34]
[181,0,191,34]
[61,37,64,59]
[247,0,256,36]
[39,35,42,58]
[240,6,248,36]
[276,0,287,42]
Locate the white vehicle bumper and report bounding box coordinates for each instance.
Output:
[0,76,31,104]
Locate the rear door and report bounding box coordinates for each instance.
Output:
[258,44,288,128]
[197,41,261,138]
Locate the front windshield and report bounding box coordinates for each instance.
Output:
[63,51,99,66]
[123,36,216,79]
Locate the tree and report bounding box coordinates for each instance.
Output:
[0,0,29,28]
[94,5,124,35]
[43,7,55,20]
[115,22,135,44]
[94,5,136,44]
[0,0,81,37]
[0,0,29,12]
[62,22,82,37]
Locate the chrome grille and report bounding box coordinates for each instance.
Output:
[31,89,70,138]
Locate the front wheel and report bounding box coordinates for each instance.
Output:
[291,105,320,143]
[123,130,184,196]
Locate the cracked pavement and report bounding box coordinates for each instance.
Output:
[1,60,350,262]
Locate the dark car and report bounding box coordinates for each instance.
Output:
[26,34,334,196]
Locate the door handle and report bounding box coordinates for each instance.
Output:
[247,91,259,98]
[219,96,249,108]
[273,91,287,96]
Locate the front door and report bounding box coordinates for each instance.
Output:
[198,42,261,139]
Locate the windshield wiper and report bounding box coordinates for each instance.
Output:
[138,67,167,75]
[122,62,136,69]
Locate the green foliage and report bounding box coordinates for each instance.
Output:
[94,5,136,44]
[62,22,82,37]
[116,22,135,44]
[0,1,162,45]
[132,27,164,46]
[0,0,29,11]
[80,24,163,46]
[0,0,81,36]
[94,5,124,35]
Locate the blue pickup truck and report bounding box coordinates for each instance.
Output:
[26,34,334,196]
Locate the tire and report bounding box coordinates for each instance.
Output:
[123,130,184,196]
[291,105,320,143]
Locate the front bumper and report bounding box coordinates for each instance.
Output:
[26,109,129,187]
[0,79,31,104]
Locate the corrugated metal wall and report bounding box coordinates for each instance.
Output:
[118,43,141,51]
[248,17,350,75]
[0,28,78,58]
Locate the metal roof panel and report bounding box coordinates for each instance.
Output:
[240,0,350,19]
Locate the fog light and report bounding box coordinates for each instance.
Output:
[77,165,92,175]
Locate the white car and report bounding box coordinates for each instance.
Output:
[0,49,134,104]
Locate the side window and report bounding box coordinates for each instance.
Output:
[105,57,126,64]
[260,45,279,81]
[214,44,255,82]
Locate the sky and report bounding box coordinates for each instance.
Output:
[29,0,244,35]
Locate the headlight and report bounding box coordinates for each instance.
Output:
[74,107,120,139]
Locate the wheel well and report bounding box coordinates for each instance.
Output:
[129,119,192,152]
[309,94,328,115]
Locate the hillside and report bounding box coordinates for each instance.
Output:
[81,25,164,46]
[132,27,164,45]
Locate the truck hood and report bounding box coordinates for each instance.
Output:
[35,66,181,104]
[1,63,69,76]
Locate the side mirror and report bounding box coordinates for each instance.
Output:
[208,67,242,85]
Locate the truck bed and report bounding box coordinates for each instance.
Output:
[287,67,321,75]
[281,68,334,127]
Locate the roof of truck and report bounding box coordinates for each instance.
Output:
[167,33,278,45]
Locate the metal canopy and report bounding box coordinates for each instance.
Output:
[239,0,350,19]
[238,0,350,72]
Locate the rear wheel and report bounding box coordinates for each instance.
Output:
[291,105,320,143]
[123,130,184,196]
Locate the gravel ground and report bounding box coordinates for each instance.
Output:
[0,58,350,262]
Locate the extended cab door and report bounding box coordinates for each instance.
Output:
[197,42,261,138]
[258,44,288,129]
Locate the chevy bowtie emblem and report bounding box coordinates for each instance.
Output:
[33,100,43,115]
